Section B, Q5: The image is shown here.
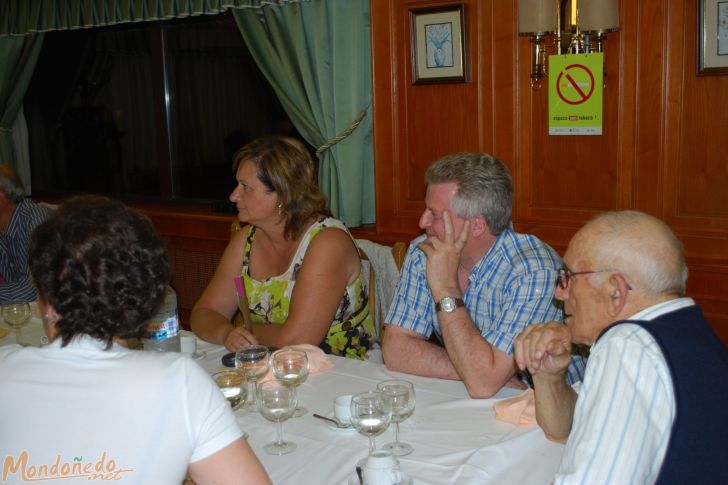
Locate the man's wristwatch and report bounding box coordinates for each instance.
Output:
[435,296,465,313]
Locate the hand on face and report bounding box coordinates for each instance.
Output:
[418,211,471,297]
[224,325,259,352]
[514,322,572,379]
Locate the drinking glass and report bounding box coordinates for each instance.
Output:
[2,302,31,346]
[212,370,247,410]
[350,390,392,456]
[377,379,416,456]
[235,345,269,410]
[271,349,309,417]
[257,379,297,455]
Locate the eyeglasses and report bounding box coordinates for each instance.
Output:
[556,267,632,290]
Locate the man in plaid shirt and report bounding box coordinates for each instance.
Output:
[382,152,585,398]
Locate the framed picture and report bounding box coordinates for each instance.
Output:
[409,4,468,84]
[698,0,728,75]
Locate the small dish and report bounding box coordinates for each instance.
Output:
[320,412,356,432]
[347,471,412,485]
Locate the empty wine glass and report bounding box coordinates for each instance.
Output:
[212,370,247,410]
[377,379,416,456]
[350,390,392,456]
[2,302,31,346]
[236,345,269,410]
[257,379,297,455]
[271,349,309,417]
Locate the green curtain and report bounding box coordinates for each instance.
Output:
[0,1,303,35]
[0,34,44,170]
[233,0,375,226]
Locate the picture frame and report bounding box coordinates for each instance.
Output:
[409,4,468,85]
[698,0,728,75]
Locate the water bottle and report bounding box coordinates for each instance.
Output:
[142,286,181,352]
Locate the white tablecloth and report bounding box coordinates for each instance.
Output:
[0,319,564,484]
[194,338,564,485]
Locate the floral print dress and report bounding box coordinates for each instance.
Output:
[241,217,375,359]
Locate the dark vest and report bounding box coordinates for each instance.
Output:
[598,305,728,484]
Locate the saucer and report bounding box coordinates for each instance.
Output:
[347,471,412,485]
[321,412,356,432]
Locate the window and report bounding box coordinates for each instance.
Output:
[24,12,301,205]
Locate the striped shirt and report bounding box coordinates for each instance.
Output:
[0,198,53,303]
[556,298,695,484]
[385,228,586,385]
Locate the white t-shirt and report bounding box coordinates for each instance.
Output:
[555,299,695,484]
[0,336,242,484]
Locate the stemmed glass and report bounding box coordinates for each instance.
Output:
[235,345,269,410]
[350,390,392,456]
[377,379,416,456]
[2,303,32,346]
[271,349,309,417]
[257,379,297,455]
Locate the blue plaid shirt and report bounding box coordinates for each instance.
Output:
[385,228,585,385]
[0,199,53,304]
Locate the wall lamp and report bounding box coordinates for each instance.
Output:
[518,0,619,87]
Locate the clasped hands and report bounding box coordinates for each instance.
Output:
[514,322,573,381]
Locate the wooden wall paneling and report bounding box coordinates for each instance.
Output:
[372,0,485,240]
[633,0,667,215]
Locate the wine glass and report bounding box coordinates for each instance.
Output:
[235,345,269,410]
[257,379,297,455]
[350,390,392,456]
[2,302,31,346]
[271,349,309,417]
[212,370,248,410]
[377,379,416,456]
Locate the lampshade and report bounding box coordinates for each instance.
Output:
[578,0,619,32]
[518,0,558,35]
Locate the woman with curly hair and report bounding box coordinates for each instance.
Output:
[191,136,374,359]
[0,195,270,485]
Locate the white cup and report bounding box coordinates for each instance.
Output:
[363,451,403,485]
[334,394,353,424]
[180,334,197,354]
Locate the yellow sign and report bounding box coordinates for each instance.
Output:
[548,53,603,135]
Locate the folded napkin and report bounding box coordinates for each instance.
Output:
[262,344,334,381]
[493,389,537,426]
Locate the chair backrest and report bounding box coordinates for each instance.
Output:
[356,239,407,339]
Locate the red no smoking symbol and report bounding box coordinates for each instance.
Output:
[556,64,595,105]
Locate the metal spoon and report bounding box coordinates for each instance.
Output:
[312,413,351,429]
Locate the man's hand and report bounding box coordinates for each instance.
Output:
[418,211,471,298]
[224,326,259,352]
[514,322,572,379]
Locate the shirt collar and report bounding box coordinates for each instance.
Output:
[627,297,696,321]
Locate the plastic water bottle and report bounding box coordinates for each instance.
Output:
[143,286,181,352]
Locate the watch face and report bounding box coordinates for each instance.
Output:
[441,297,456,312]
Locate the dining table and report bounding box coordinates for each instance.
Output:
[0,316,565,484]
[193,336,565,484]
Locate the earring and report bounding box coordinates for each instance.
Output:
[44,314,58,325]
[277,202,283,215]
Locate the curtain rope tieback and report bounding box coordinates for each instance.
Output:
[315,104,369,159]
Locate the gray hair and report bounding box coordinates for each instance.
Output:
[425,152,513,235]
[587,211,688,296]
[0,163,26,203]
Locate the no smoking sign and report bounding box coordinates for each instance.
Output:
[548,53,604,135]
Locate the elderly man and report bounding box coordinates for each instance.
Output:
[514,211,728,484]
[382,152,585,398]
[0,163,53,303]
